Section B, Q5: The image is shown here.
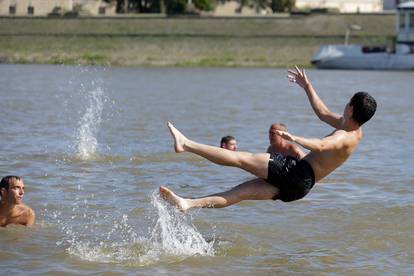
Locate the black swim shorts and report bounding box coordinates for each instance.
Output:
[266,152,315,202]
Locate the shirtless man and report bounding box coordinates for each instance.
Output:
[0,176,35,227]
[267,123,304,159]
[160,66,377,211]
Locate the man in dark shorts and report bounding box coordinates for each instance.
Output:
[160,66,377,211]
[267,123,307,201]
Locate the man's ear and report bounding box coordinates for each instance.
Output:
[348,105,354,116]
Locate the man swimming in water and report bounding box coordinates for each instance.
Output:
[160,66,377,211]
[267,123,304,159]
[220,135,237,151]
[0,176,35,227]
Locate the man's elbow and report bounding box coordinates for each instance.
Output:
[317,112,331,124]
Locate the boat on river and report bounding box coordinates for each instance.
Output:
[311,1,414,70]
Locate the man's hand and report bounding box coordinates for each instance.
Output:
[287,66,310,89]
[287,66,343,129]
[275,130,295,142]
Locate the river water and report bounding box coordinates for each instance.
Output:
[0,64,413,274]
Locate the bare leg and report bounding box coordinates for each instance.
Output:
[159,178,279,212]
[167,122,270,179]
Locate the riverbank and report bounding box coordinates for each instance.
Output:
[0,14,395,67]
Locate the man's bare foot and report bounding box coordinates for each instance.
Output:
[166,121,187,153]
[159,186,190,212]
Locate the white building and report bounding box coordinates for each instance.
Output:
[295,0,383,13]
[0,0,115,16]
[396,1,414,45]
[213,1,271,16]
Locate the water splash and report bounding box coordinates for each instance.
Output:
[148,192,215,256]
[76,80,105,160]
[53,190,214,266]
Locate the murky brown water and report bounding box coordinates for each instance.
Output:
[0,64,413,274]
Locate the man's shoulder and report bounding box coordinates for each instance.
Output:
[331,129,362,150]
[288,143,300,150]
[20,205,35,226]
[333,129,347,134]
[331,129,353,139]
[287,144,304,158]
[334,128,362,140]
[23,205,35,217]
[17,204,35,218]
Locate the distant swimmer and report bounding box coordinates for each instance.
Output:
[267,123,304,159]
[220,135,237,151]
[160,66,377,211]
[0,176,35,227]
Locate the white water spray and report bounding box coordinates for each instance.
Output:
[76,81,105,160]
[56,191,214,266]
[148,192,215,256]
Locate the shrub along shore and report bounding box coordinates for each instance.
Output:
[0,14,395,67]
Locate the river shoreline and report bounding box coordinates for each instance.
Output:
[0,14,395,67]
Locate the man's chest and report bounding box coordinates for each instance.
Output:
[0,213,26,226]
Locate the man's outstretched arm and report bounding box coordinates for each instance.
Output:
[275,130,347,153]
[287,66,343,129]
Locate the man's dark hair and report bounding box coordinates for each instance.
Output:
[0,175,21,191]
[349,92,377,126]
[220,135,235,146]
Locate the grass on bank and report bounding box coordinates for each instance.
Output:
[0,14,394,37]
[0,14,395,67]
[0,35,390,67]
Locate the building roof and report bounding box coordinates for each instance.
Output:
[398,1,414,9]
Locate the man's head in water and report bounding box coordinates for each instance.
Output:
[0,175,25,205]
[269,123,287,146]
[220,135,237,151]
[0,175,35,227]
[345,92,377,126]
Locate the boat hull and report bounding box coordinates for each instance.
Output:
[311,45,414,70]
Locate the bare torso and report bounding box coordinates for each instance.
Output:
[0,204,35,227]
[303,129,362,182]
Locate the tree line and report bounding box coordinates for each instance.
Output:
[104,0,295,14]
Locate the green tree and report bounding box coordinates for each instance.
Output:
[107,0,216,14]
[270,0,295,13]
[165,0,187,14]
[193,0,215,11]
